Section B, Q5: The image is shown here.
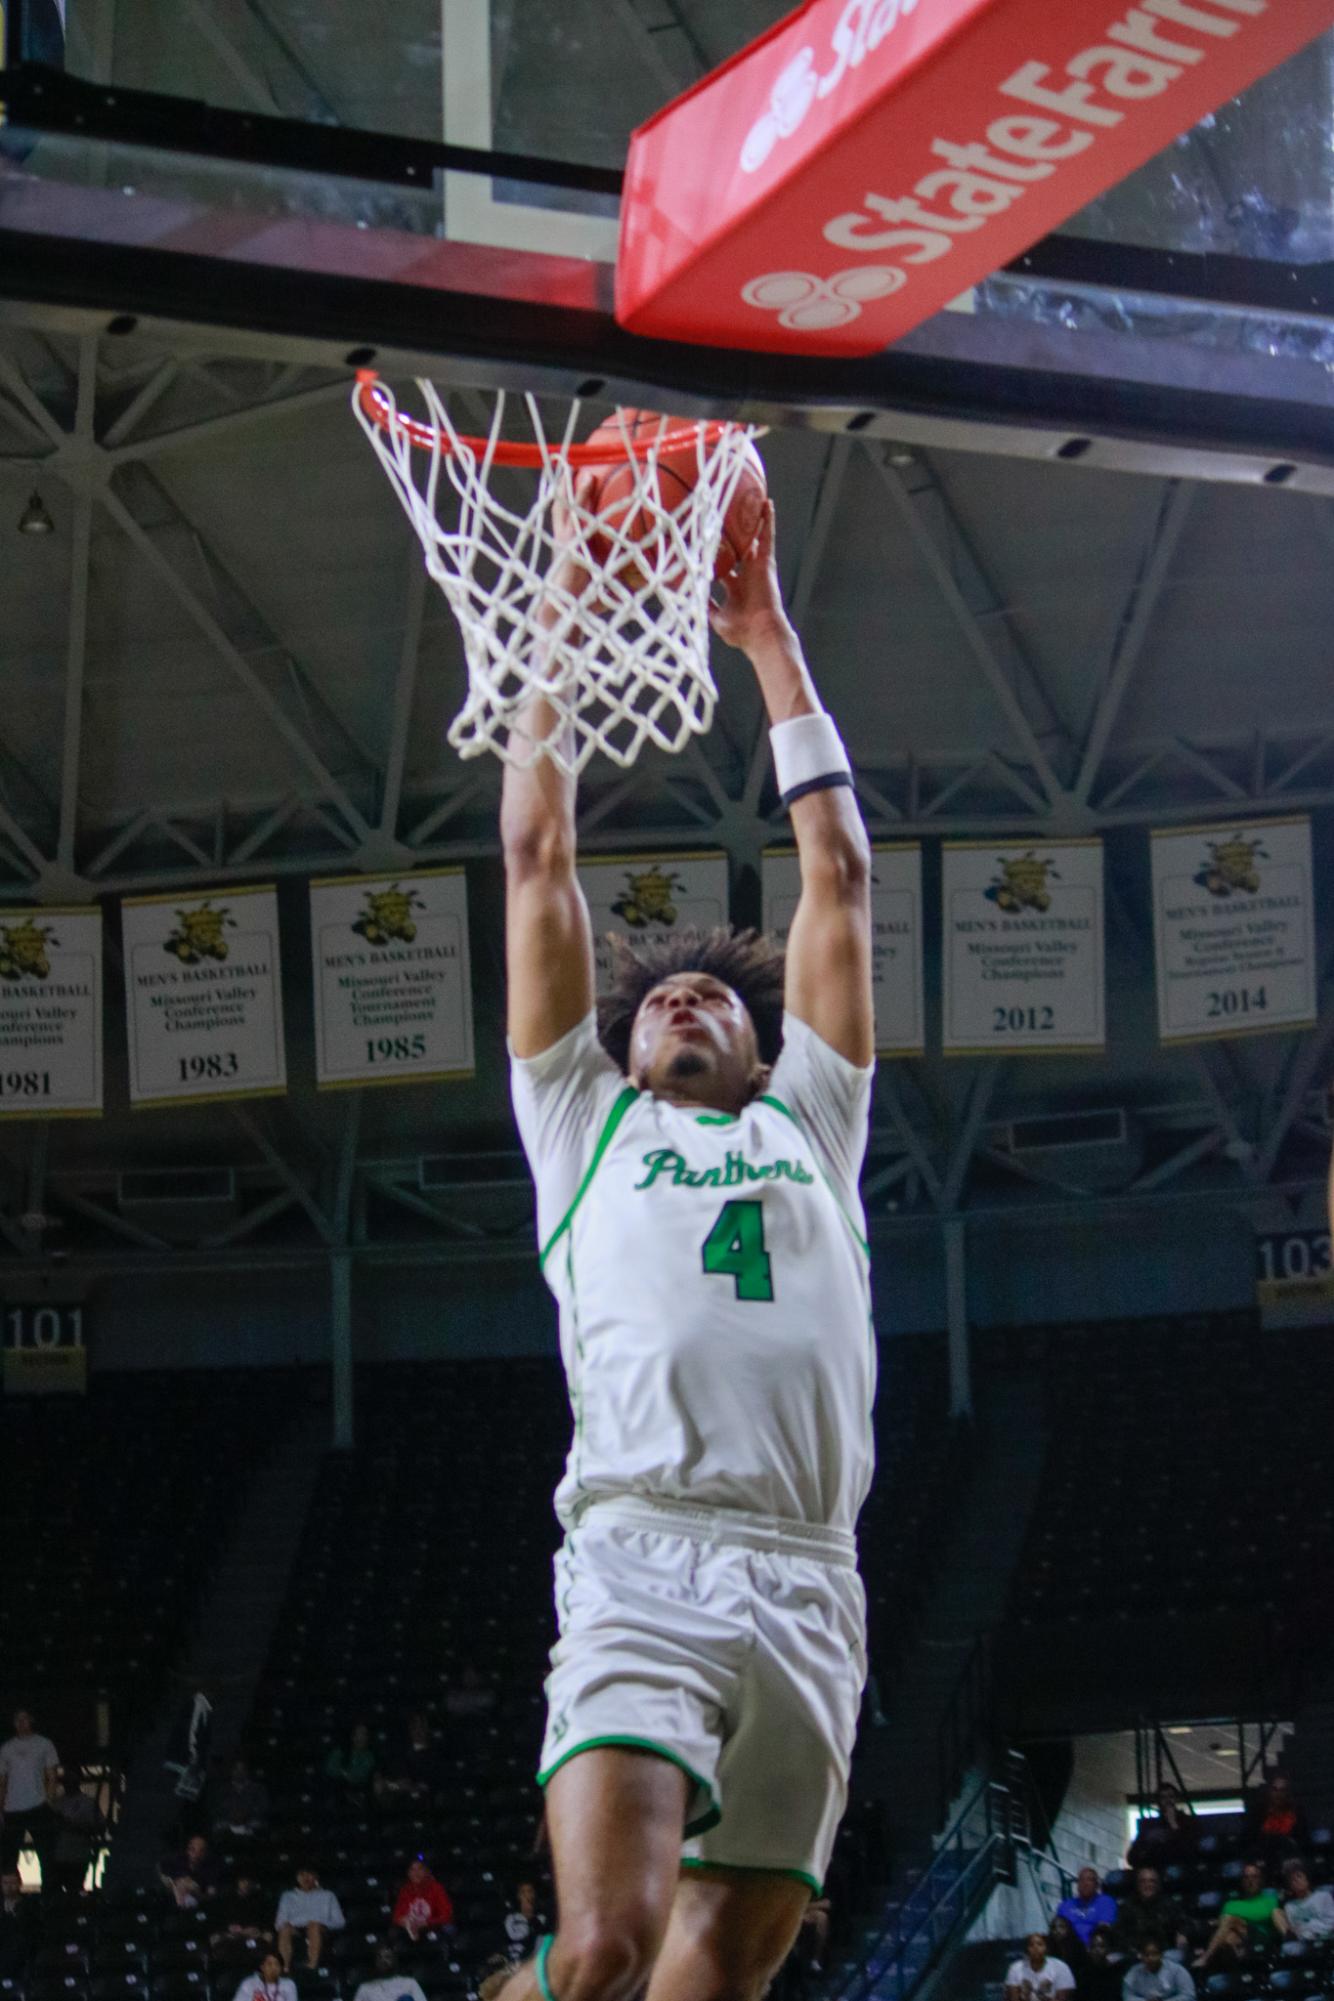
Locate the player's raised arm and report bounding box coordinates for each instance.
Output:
[500,687,595,1059]
[712,501,873,1066]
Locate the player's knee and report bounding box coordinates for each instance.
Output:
[551,1909,660,2000]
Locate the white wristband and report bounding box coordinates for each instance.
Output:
[770,711,852,807]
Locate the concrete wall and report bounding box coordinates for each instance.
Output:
[1049,1734,1134,1878]
[967,1735,1130,1945]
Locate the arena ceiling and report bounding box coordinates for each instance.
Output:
[0,1,1331,1277]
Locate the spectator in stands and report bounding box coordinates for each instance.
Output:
[1246,1777,1310,1869]
[210,1873,274,1965]
[1128,1786,1198,1870]
[444,1665,495,1720]
[1279,1861,1334,1942]
[46,1770,103,1895]
[476,1957,513,2001]
[1006,1932,1077,2001]
[231,1948,296,2001]
[1122,1939,1196,2001]
[502,1879,548,1966]
[378,1714,447,1805]
[1079,1926,1121,2001]
[323,1723,377,1802]
[1192,1915,1249,1976]
[390,1856,454,1942]
[0,1869,40,1978]
[1049,1916,1088,1976]
[275,1864,345,1971]
[211,1758,270,1841]
[1220,1860,1285,1943]
[1113,1868,1191,1961]
[1059,1868,1119,1946]
[159,1832,222,1907]
[1195,1864,1286,1969]
[0,1707,60,1876]
[351,1941,428,2001]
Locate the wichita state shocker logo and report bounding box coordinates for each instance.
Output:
[612,866,683,930]
[0,918,57,981]
[352,883,426,946]
[985,852,1060,916]
[1194,835,1266,898]
[163,900,235,965]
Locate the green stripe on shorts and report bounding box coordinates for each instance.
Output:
[681,1855,822,1896]
[537,1734,721,1838]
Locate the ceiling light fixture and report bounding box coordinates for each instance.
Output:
[18,492,55,536]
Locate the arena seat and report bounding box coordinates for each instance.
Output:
[150,1976,208,2001]
[1004,1314,1334,1678]
[1,1371,304,1757]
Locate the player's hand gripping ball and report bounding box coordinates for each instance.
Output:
[573,409,767,590]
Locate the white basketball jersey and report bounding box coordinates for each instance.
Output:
[511,1010,875,1534]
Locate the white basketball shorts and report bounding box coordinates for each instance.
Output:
[536,1495,867,1892]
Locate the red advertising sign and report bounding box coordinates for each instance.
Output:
[616,0,1334,356]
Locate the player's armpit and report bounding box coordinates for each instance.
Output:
[783,785,874,1068]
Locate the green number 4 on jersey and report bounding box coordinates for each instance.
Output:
[700,1199,774,1302]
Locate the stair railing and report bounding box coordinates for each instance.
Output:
[935,1631,996,1825]
[839,1769,1012,2001]
[838,1750,1080,2001]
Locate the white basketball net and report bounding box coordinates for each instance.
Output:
[354,377,761,776]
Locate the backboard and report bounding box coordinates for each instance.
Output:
[3,2,1334,479]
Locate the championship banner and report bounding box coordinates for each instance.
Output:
[578,851,730,995]
[310,869,475,1089]
[1256,1228,1334,1330]
[0,905,102,1119]
[942,839,1104,1054]
[616,0,1334,356]
[121,885,286,1107]
[762,844,924,1055]
[1150,816,1316,1044]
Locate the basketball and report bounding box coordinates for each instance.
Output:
[574,409,767,583]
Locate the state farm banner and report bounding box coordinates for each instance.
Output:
[310,870,474,1088]
[1151,816,1316,1044]
[617,0,1334,356]
[762,844,923,1055]
[0,906,102,1119]
[942,839,1104,1054]
[121,885,286,1107]
[578,851,729,995]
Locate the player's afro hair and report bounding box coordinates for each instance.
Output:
[596,925,786,1074]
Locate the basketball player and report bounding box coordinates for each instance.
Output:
[500,499,874,2001]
